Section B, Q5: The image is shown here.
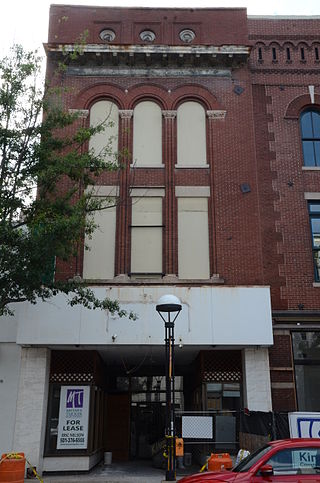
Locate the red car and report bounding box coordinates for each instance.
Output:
[179,439,320,482]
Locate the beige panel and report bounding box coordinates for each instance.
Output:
[131,227,162,273]
[89,101,119,163]
[130,188,165,197]
[132,197,162,225]
[178,197,210,279]
[83,204,116,279]
[177,102,207,166]
[133,101,162,166]
[175,186,210,197]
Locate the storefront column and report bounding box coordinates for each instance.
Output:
[242,347,272,411]
[12,347,50,475]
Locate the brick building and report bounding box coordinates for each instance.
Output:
[1,5,320,474]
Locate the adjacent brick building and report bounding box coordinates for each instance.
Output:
[1,5,320,474]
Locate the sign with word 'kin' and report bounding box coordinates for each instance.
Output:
[57,386,90,449]
[289,412,320,438]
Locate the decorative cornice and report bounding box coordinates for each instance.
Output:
[162,110,177,119]
[119,109,133,119]
[206,110,227,120]
[68,109,89,118]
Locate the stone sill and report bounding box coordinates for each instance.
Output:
[302,166,320,170]
[83,274,224,285]
[313,282,320,287]
[175,164,209,169]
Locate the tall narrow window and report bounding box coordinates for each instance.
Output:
[300,110,320,167]
[178,197,210,279]
[130,197,163,276]
[83,197,117,280]
[177,102,207,167]
[286,47,291,61]
[300,47,305,61]
[133,101,162,167]
[309,202,320,281]
[258,47,263,61]
[272,47,277,61]
[315,47,319,61]
[89,100,119,164]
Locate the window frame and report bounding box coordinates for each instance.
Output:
[300,109,320,167]
[308,201,320,281]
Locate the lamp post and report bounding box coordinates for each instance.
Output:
[156,294,182,482]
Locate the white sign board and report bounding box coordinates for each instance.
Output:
[289,412,320,438]
[57,386,90,449]
[292,449,318,469]
[182,416,213,439]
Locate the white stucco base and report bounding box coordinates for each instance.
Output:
[12,347,50,475]
[242,347,272,411]
[43,451,103,472]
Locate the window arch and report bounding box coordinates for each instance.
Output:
[300,109,320,167]
[177,101,207,167]
[133,101,162,167]
[89,100,119,164]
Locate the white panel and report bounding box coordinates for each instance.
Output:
[13,286,273,346]
[178,197,210,279]
[132,197,162,225]
[182,416,213,439]
[89,100,119,163]
[133,101,162,166]
[0,343,21,456]
[177,101,207,166]
[131,227,162,273]
[242,348,272,411]
[83,203,116,279]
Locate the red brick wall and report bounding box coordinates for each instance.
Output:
[48,5,249,46]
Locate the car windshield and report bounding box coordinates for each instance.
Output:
[233,445,272,472]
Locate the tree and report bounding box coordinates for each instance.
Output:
[0,45,135,319]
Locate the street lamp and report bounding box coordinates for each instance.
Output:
[156,294,182,482]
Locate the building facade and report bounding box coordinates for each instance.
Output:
[1,5,320,474]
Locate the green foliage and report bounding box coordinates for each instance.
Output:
[0,45,135,320]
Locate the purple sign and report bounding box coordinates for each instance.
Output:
[66,389,84,408]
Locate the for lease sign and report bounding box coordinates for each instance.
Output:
[57,386,90,449]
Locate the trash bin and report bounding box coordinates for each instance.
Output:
[184,452,192,467]
[104,452,112,466]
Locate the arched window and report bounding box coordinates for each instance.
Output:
[300,109,320,167]
[133,101,162,167]
[177,101,207,167]
[89,100,119,164]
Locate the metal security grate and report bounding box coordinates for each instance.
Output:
[200,350,242,383]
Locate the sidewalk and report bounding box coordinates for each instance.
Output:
[26,460,198,483]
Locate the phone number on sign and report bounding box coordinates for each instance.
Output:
[60,437,85,443]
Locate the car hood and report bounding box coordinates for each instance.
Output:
[179,470,237,482]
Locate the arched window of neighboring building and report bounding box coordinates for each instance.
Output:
[177,101,207,167]
[133,101,162,167]
[300,109,320,167]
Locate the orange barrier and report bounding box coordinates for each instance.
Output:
[208,453,232,472]
[0,453,25,483]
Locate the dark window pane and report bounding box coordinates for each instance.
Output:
[295,365,320,411]
[292,332,320,360]
[315,142,320,166]
[312,111,320,137]
[301,112,314,138]
[303,141,316,166]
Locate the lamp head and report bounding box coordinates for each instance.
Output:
[156,294,182,314]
